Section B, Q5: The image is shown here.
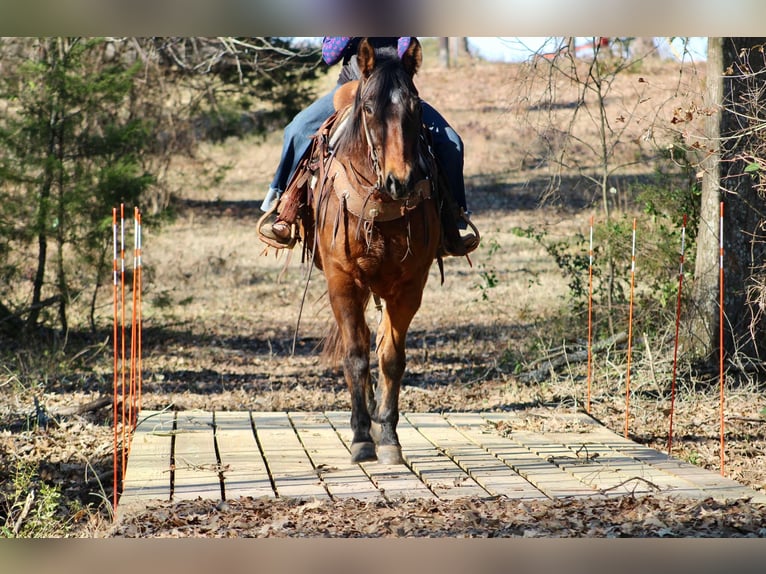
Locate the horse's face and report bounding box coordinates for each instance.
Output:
[355,38,424,200]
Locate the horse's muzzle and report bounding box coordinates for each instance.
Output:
[385,173,412,200]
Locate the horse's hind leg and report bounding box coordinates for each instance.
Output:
[373,290,422,465]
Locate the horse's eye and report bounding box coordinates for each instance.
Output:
[363,102,374,115]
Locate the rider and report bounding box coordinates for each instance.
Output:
[260,37,477,255]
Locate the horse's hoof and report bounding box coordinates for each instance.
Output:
[370,421,382,443]
[350,442,377,463]
[377,445,405,465]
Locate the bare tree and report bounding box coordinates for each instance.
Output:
[515,38,676,330]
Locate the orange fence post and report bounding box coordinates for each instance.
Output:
[112,208,119,515]
[719,202,725,476]
[668,214,686,455]
[112,204,144,518]
[624,217,637,439]
[129,207,139,433]
[586,215,594,414]
[136,210,143,415]
[120,204,127,482]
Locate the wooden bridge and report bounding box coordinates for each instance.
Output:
[118,409,766,512]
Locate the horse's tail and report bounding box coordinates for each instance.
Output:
[320,291,372,369]
[320,320,344,370]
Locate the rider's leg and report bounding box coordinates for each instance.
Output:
[421,102,478,254]
[260,87,340,244]
[421,102,468,214]
[261,87,340,213]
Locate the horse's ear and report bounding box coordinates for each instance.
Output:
[401,38,422,77]
[357,38,376,78]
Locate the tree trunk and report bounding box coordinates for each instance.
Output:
[54,39,69,333]
[26,126,56,332]
[689,37,766,364]
[448,37,460,66]
[719,38,766,363]
[461,37,472,59]
[687,38,723,357]
[438,37,449,68]
[25,39,60,332]
[438,37,470,68]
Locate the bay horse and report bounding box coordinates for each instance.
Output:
[304,38,441,464]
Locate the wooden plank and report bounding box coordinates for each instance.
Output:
[486,411,764,501]
[480,412,622,497]
[406,413,545,499]
[213,411,275,500]
[251,411,329,500]
[325,411,436,501]
[543,430,703,498]
[173,410,222,501]
[397,415,491,500]
[584,427,766,503]
[509,429,651,497]
[478,411,635,496]
[451,413,600,499]
[289,412,382,500]
[120,410,174,509]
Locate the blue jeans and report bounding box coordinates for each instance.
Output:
[422,102,467,215]
[262,85,467,215]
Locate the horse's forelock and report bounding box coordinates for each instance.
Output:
[363,55,418,109]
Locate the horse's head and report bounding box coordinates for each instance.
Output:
[344,37,424,200]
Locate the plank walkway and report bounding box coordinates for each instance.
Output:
[119,409,766,512]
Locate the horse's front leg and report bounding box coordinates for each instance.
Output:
[373,287,423,465]
[328,281,376,463]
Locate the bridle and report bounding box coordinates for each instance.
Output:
[360,106,385,192]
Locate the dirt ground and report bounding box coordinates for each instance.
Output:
[3,49,766,537]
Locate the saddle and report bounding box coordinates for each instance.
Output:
[257,81,478,259]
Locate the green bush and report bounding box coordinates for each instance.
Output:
[1,462,69,538]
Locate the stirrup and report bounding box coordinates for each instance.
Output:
[459,209,480,254]
[440,208,480,257]
[256,203,297,249]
